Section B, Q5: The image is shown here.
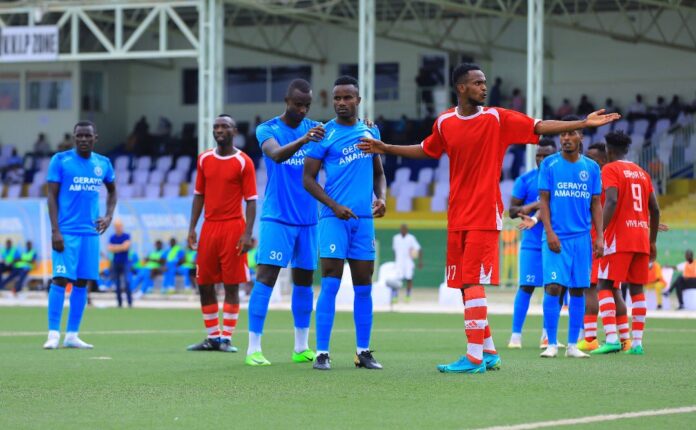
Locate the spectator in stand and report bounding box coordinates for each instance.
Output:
[576,95,595,117]
[0,240,36,297]
[489,77,503,107]
[666,95,683,121]
[556,98,574,118]
[33,133,52,157]
[627,94,647,120]
[604,98,620,115]
[542,97,554,120]
[4,149,24,185]
[510,88,525,112]
[0,239,20,285]
[649,96,668,120]
[57,133,73,152]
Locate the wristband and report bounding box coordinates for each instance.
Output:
[531,216,539,225]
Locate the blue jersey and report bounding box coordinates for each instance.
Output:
[109,233,130,264]
[512,169,543,249]
[256,116,320,226]
[47,149,115,236]
[538,153,601,239]
[305,119,380,219]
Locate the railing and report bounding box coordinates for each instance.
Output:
[637,114,695,195]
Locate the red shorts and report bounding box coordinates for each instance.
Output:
[446,230,499,288]
[197,218,250,285]
[597,252,649,286]
[590,257,600,285]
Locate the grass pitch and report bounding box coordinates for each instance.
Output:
[1,307,695,429]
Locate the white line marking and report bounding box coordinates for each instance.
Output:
[89,356,112,360]
[474,405,696,430]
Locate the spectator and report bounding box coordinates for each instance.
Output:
[510,88,524,112]
[542,97,554,120]
[131,240,166,296]
[666,95,683,121]
[627,94,647,120]
[57,133,73,152]
[0,240,37,297]
[604,98,620,115]
[177,242,197,291]
[33,133,51,157]
[576,94,595,117]
[108,219,132,308]
[649,96,667,120]
[391,224,422,303]
[489,77,503,107]
[664,249,696,310]
[556,98,574,118]
[0,239,19,283]
[645,261,667,310]
[162,237,184,293]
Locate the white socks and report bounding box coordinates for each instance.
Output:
[294,327,309,353]
[247,332,262,355]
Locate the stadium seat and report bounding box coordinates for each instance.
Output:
[154,155,173,172]
[395,182,416,212]
[632,119,650,137]
[613,119,629,133]
[438,280,463,310]
[683,289,696,311]
[132,170,149,185]
[114,155,130,172]
[431,181,449,212]
[115,171,131,185]
[149,170,165,184]
[502,152,514,179]
[144,184,161,198]
[500,179,515,211]
[594,123,612,141]
[6,184,22,198]
[414,167,433,197]
[390,167,412,197]
[135,156,152,171]
[370,262,399,307]
[117,184,136,199]
[165,170,184,184]
[174,155,192,172]
[162,184,180,197]
[653,118,671,137]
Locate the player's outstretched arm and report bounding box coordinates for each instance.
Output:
[188,194,204,249]
[261,124,325,164]
[539,191,561,253]
[358,137,432,159]
[47,182,64,252]
[648,191,661,261]
[534,109,621,135]
[237,200,256,255]
[302,157,357,220]
[372,156,387,218]
[96,181,116,234]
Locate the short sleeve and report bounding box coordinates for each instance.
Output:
[47,154,62,183]
[499,108,539,147]
[512,176,527,200]
[305,136,329,160]
[602,164,619,191]
[421,119,445,159]
[411,235,421,251]
[591,163,602,195]
[255,123,274,148]
[104,158,115,184]
[194,155,205,195]
[369,124,381,141]
[241,154,258,201]
[537,159,551,191]
[109,235,117,245]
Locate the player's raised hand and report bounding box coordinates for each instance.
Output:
[658,223,669,232]
[357,137,388,154]
[95,215,112,235]
[187,229,198,250]
[517,214,536,231]
[332,204,358,220]
[585,109,621,128]
[236,232,253,255]
[592,236,604,258]
[51,230,64,252]
[304,124,325,143]
[372,198,386,218]
[546,230,561,253]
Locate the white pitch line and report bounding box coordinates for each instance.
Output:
[474,405,696,430]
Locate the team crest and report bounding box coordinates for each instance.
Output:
[94,166,103,177]
[579,170,589,181]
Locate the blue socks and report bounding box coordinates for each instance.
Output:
[291,285,314,329]
[512,288,533,334]
[568,293,585,345]
[353,285,373,350]
[66,286,87,333]
[543,292,561,346]
[315,277,341,352]
[47,283,66,331]
[248,281,274,335]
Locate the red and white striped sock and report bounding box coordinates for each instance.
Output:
[201,303,220,339]
[584,314,598,342]
[221,303,240,340]
[598,290,618,343]
[483,324,497,355]
[631,293,647,347]
[617,314,630,341]
[463,286,487,365]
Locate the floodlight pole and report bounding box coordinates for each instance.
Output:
[198,0,224,154]
[358,0,375,121]
[525,0,544,171]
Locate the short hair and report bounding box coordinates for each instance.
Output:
[73,120,96,133]
[605,131,631,152]
[287,79,311,96]
[561,114,584,134]
[334,75,359,88]
[451,63,481,86]
[538,137,557,149]
[587,142,607,154]
[217,114,236,126]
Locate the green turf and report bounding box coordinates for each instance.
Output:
[1,307,695,429]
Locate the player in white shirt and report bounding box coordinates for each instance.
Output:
[392,224,422,302]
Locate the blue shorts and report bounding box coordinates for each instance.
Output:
[519,247,543,287]
[257,220,318,270]
[52,233,100,281]
[318,217,375,261]
[542,234,592,288]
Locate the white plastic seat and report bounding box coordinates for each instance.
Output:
[165,170,184,184]
[653,118,671,137]
[162,184,180,197]
[117,184,135,199]
[632,119,649,137]
[395,182,416,212]
[144,184,161,198]
[114,155,130,172]
[154,155,173,172]
[174,155,192,172]
[135,156,152,171]
[132,170,149,185]
[6,184,22,198]
[149,170,165,184]
[115,171,131,185]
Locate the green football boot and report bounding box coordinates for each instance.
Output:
[292,349,316,363]
[590,341,621,355]
[245,351,271,366]
[625,345,644,355]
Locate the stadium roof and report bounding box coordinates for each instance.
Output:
[1,0,695,64]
